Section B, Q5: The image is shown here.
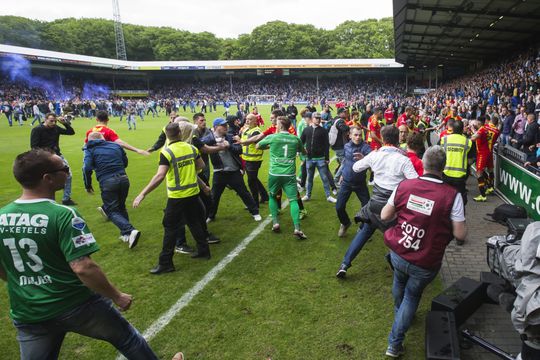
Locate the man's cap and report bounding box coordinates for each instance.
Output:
[337,107,348,114]
[312,112,322,118]
[303,111,312,119]
[213,118,228,127]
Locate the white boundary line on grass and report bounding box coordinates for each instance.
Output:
[117,157,336,359]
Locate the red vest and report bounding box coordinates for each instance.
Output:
[384,177,457,270]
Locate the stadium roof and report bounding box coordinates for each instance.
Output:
[393,0,540,67]
[0,44,403,71]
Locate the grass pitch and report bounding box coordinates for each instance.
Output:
[0,105,441,359]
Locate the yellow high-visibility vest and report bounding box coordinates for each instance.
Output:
[161,141,200,198]
[241,127,263,162]
[442,134,471,178]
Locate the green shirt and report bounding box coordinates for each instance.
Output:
[258,132,304,176]
[0,199,99,323]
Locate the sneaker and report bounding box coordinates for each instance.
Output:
[326,196,337,204]
[332,188,338,196]
[118,235,129,243]
[253,214,262,221]
[336,264,348,278]
[272,223,281,233]
[297,184,305,192]
[473,194,487,202]
[385,345,405,358]
[175,244,194,254]
[62,199,77,206]
[301,195,310,201]
[128,230,141,249]
[368,180,374,186]
[299,209,308,220]
[206,217,214,224]
[338,223,351,237]
[207,233,221,244]
[293,229,307,239]
[486,187,495,195]
[97,206,109,221]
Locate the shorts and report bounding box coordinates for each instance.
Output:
[476,153,493,173]
[268,175,297,200]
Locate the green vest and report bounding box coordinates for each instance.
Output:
[442,134,471,178]
[161,141,200,199]
[241,127,263,162]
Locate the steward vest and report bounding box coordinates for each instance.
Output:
[383,177,457,270]
[161,141,200,199]
[442,134,471,178]
[241,127,263,161]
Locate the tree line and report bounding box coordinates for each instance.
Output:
[0,16,394,61]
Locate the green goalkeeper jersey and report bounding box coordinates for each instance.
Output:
[258,132,304,176]
[0,199,99,323]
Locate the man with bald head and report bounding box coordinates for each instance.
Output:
[83,132,140,249]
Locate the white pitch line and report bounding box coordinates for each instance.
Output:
[117,157,335,359]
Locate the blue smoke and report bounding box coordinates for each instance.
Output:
[1,54,110,100]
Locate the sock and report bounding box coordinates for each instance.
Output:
[478,176,486,196]
[269,196,279,225]
[289,199,301,230]
[296,191,304,210]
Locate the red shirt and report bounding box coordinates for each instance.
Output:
[407,151,424,176]
[367,115,382,150]
[397,113,408,127]
[486,123,500,151]
[254,113,264,126]
[439,129,452,139]
[263,125,296,136]
[85,124,119,143]
[475,126,490,155]
[384,109,394,125]
[443,115,463,124]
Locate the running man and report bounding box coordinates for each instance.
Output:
[257,116,307,239]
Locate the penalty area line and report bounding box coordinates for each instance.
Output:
[116,157,335,359]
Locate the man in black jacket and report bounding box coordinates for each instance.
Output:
[286,101,298,129]
[518,113,539,162]
[201,118,261,222]
[30,113,76,205]
[332,107,351,184]
[300,112,337,203]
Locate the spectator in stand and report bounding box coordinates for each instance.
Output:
[511,106,527,146]
[501,106,515,146]
[514,113,539,162]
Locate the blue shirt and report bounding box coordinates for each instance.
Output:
[342,140,372,184]
[83,140,128,188]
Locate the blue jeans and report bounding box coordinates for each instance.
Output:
[14,294,157,360]
[333,148,345,182]
[100,174,134,236]
[306,159,331,198]
[388,252,438,349]
[341,222,376,267]
[335,180,370,226]
[60,156,72,202]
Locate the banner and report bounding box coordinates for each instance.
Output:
[495,155,540,220]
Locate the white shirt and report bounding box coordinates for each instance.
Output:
[387,175,465,222]
[352,146,418,190]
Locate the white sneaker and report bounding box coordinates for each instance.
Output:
[301,195,310,201]
[253,214,262,221]
[326,196,337,204]
[128,230,141,249]
[368,180,374,186]
[118,235,128,243]
[297,184,305,192]
[332,189,338,196]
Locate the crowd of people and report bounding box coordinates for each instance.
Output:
[1,45,540,359]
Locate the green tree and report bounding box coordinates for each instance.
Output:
[0,16,44,49]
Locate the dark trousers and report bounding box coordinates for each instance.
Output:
[161,195,208,266]
[245,160,268,207]
[176,190,214,247]
[209,171,258,218]
[100,174,134,236]
[336,180,370,226]
[442,174,468,206]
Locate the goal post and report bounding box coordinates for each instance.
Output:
[247,94,276,105]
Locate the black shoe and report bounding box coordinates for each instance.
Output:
[62,199,77,206]
[336,264,347,279]
[175,245,194,254]
[191,251,211,259]
[207,233,221,244]
[150,264,175,275]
